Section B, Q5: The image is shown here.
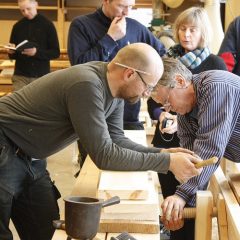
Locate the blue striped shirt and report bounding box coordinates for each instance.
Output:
[176,70,240,206]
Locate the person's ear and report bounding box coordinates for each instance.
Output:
[123,68,135,82]
[174,74,188,88]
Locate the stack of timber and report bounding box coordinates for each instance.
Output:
[97,170,160,233]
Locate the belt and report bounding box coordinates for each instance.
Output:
[15,147,32,161]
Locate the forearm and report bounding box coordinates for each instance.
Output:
[34,48,60,60]
[175,161,219,205]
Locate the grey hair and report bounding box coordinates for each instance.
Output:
[173,7,212,48]
[157,57,192,87]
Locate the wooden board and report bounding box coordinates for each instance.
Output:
[124,130,148,146]
[210,167,240,240]
[228,173,240,204]
[72,157,160,234]
[102,178,159,214]
[100,212,159,222]
[99,219,159,234]
[98,171,149,200]
[195,191,213,240]
[217,194,228,240]
[71,155,100,198]
[0,76,12,85]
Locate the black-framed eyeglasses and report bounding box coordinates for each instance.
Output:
[114,62,154,92]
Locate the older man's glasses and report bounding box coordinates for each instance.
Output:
[152,84,174,112]
[114,62,154,92]
[162,91,172,112]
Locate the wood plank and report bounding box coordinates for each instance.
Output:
[210,167,240,240]
[0,84,13,93]
[71,157,160,234]
[71,156,100,197]
[99,219,159,234]
[100,211,159,221]
[102,177,159,214]
[50,60,70,70]
[0,76,12,84]
[228,173,240,204]
[98,171,149,200]
[217,194,228,240]
[124,130,147,146]
[195,191,213,240]
[0,60,14,69]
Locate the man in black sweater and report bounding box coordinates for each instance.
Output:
[7,0,60,91]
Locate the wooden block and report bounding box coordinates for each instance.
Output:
[107,232,160,240]
[210,167,240,240]
[124,130,147,146]
[102,176,159,214]
[97,163,160,233]
[0,60,14,69]
[195,191,213,240]
[217,194,228,240]
[0,76,12,85]
[71,155,100,197]
[99,219,159,234]
[98,171,149,200]
[55,157,160,235]
[228,173,240,204]
[101,211,159,221]
[50,60,70,70]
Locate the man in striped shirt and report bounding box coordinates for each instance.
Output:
[152,57,240,239]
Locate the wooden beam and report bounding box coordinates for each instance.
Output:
[217,194,228,240]
[210,167,240,240]
[195,191,213,240]
[71,155,100,197]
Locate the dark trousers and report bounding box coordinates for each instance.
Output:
[0,130,60,240]
[154,133,195,240]
[158,172,195,240]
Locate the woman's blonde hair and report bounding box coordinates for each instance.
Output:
[173,7,212,48]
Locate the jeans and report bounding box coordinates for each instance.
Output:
[0,129,60,240]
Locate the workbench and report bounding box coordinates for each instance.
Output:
[52,130,160,240]
[51,156,160,240]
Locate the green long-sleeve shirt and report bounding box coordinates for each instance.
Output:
[0,61,170,172]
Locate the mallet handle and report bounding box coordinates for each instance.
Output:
[195,156,218,169]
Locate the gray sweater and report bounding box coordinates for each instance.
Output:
[0,61,170,172]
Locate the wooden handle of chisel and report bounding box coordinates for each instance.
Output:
[194,156,218,169]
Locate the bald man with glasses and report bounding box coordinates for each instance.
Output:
[0,43,202,240]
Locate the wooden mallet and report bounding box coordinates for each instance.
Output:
[194,156,218,169]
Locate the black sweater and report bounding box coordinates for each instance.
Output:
[9,14,60,78]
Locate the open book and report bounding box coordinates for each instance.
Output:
[4,40,37,51]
